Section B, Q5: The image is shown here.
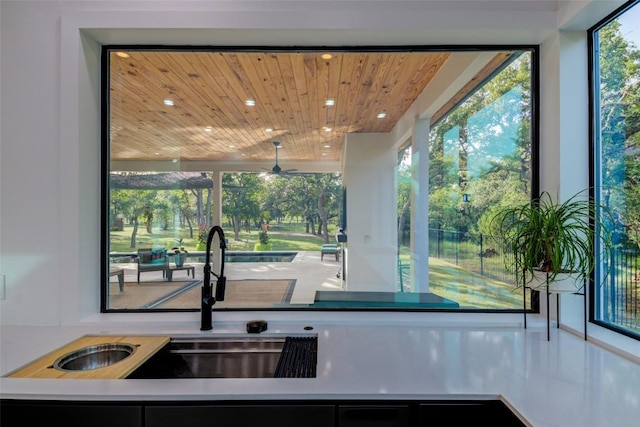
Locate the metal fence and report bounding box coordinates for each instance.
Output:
[425,228,640,334]
[428,228,515,284]
[603,248,640,333]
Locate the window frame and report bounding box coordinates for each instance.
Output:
[589,0,640,341]
[101,45,539,314]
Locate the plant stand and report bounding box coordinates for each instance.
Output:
[522,271,587,341]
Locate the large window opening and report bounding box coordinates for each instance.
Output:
[426,52,534,309]
[591,0,640,339]
[104,47,536,312]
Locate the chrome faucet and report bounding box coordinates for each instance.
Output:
[201,225,227,331]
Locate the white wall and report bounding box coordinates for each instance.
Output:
[539,30,593,331]
[342,133,397,291]
[1,2,65,324]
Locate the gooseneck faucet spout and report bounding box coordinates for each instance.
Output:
[201,225,227,331]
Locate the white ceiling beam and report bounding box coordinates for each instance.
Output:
[110,160,341,173]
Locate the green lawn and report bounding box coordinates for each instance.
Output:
[428,257,525,309]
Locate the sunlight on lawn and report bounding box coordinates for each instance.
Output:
[428,258,525,309]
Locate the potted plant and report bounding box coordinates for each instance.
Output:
[171,238,188,267]
[490,189,614,293]
[253,229,273,251]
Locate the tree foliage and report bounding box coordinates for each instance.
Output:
[261,173,342,242]
[110,171,343,248]
[598,19,640,247]
[428,51,533,238]
[222,173,265,240]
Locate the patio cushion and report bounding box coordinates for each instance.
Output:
[321,244,340,261]
[140,249,167,264]
[136,248,169,283]
[321,244,339,253]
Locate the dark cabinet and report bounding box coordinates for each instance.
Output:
[0,400,142,427]
[0,399,525,427]
[339,404,410,427]
[145,403,335,427]
[419,401,525,426]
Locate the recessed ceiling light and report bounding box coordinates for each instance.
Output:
[324,127,332,132]
[172,159,178,163]
[204,127,213,132]
[322,153,327,156]
[321,53,332,60]
[325,99,335,106]
[266,128,273,132]
[116,51,130,58]
[324,144,331,148]
[163,99,174,106]
[377,112,386,119]
[229,145,235,148]
[245,98,255,106]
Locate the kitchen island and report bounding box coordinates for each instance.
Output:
[1,313,639,427]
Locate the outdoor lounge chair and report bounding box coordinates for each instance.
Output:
[135,248,169,282]
[321,243,340,261]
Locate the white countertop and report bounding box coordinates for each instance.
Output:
[1,313,639,427]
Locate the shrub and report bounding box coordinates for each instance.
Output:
[254,243,273,251]
[197,225,210,251]
[258,229,270,245]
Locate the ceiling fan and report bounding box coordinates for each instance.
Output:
[265,141,298,176]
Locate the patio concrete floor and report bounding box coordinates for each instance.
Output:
[110,250,345,305]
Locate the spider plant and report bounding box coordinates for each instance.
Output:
[490,189,614,290]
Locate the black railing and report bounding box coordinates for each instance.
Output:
[603,248,640,332]
[424,228,640,334]
[427,229,514,284]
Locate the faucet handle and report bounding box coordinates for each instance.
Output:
[215,276,226,301]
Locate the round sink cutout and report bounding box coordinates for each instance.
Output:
[53,343,136,371]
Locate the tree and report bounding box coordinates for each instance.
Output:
[239,173,343,243]
[222,173,265,240]
[172,190,196,239]
[313,174,342,242]
[429,52,533,237]
[109,188,160,248]
[598,21,640,247]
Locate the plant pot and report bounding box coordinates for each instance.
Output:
[528,270,581,293]
[174,254,186,267]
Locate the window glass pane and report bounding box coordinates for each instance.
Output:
[428,52,533,309]
[105,48,535,312]
[593,0,640,338]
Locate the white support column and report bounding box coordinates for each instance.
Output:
[411,117,430,293]
[208,171,224,266]
[342,133,397,291]
[540,31,591,332]
[211,171,223,227]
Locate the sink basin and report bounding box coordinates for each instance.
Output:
[127,335,317,379]
[53,343,137,372]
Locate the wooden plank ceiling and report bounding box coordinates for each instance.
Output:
[109,49,513,171]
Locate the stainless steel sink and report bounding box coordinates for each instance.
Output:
[127,335,317,379]
[53,343,137,372]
